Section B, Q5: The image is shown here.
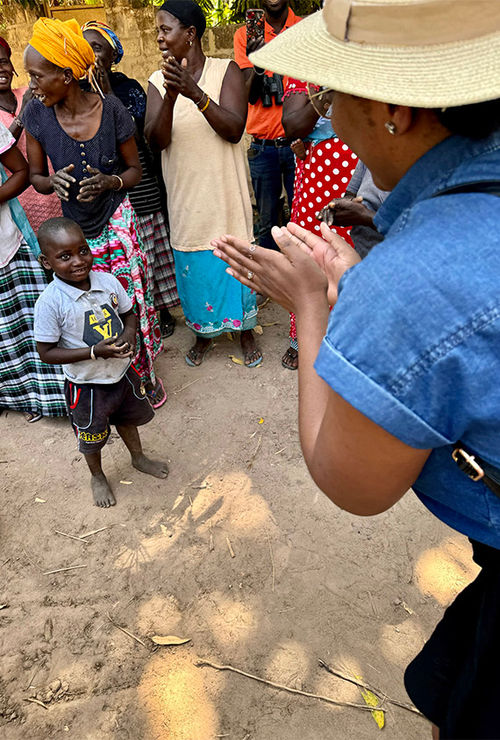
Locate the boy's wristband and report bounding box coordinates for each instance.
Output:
[90,345,97,360]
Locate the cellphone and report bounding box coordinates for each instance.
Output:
[246,9,265,46]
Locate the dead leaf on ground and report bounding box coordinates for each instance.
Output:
[228,354,244,365]
[151,635,191,646]
[254,325,263,335]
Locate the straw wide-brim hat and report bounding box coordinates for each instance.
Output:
[250,0,500,108]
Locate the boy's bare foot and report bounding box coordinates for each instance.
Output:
[91,473,116,508]
[132,453,169,479]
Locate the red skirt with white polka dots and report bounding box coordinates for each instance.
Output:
[288,138,358,344]
[290,137,358,242]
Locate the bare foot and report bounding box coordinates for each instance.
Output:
[240,330,262,367]
[91,473,116,508]
[132,453,169,479]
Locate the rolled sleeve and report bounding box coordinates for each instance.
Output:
[314,336,452,448]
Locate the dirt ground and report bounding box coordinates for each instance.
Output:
[1,300,480,740]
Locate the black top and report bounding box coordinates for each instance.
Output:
[81,73,165,217]
[24,95,135,238]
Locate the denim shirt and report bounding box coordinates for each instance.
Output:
[314,131,500,548]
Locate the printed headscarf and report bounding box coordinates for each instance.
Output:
[28,18,94,79]
[81,20,124,65]
[0,37,12,58]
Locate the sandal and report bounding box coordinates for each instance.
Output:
[25,412,42,423]
[160,311,176,339]
[185,342,214,367]
[244,349,263,368]
[146,378,167,409]
[282,347,298,371]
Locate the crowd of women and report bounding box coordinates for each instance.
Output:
[2,0,500,735]
[0,2,255,422]
[0,0,362,423]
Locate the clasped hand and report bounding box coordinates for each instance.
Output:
[211,221,361,312]
[161,54,198,101]
[93,332,135,360]
[50,164,114,203]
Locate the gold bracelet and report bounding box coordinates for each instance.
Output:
[200,96,210,113]
[112,174,124,190]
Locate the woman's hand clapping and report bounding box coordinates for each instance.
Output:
[49,164,76,201]
[161,54,200,102]
[78,166,116,202]
[211,221,361,312]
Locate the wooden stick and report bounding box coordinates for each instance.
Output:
[106,613,146,647]
[209,522,214,552]
[267,536,275,592]
[80,525,111,539]
[247,434,262,470]
[318,660,422,716]
[174,378,201,394]
[24,698,48,710]
[226,537,235,558]
[43,564,87,575]
[196,660,383,713]
[55,530,89,544]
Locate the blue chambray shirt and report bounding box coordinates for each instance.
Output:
[314,131,500,548]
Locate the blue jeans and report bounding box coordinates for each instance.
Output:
[248,140,295,251]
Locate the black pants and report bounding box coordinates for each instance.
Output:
[404,539,500,739]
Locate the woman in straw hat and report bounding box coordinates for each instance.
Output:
[212,0,500,736]
[21,18,164,401]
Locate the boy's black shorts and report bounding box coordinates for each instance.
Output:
[64,368,154,454]
[404,538,500,739]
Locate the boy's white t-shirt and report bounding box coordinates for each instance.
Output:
[34,271,133,384]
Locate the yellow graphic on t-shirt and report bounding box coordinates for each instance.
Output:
[83,303,123,346]
[89,308,114,339]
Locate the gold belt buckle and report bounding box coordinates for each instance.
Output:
[452,447,485,482]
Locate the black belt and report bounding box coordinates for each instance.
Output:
[252,136,290,148]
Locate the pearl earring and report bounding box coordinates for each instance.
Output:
[384,121,397,135]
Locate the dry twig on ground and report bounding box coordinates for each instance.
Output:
[318,660,422,716]
[196,659,383,713]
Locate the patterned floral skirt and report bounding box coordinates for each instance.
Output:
[173,248,257,338]
[87,197,162,383]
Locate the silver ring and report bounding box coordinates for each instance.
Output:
[247,270,254,279]
[249,244,256,252]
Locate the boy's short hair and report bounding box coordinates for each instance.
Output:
[38,217,85,255]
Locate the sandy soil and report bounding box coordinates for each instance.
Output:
[0,301,479,740]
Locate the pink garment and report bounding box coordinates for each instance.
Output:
[0,87,62,234]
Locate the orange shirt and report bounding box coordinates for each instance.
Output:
[234,8,301,140]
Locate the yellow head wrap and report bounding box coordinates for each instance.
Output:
[29,17,95,79]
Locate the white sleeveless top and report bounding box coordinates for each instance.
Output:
[0,123,22,268]
[149,58,253,253]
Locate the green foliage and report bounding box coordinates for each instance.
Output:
[2,0,320,26]
[146,0,320,26]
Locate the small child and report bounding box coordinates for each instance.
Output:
[34,217,168,508]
